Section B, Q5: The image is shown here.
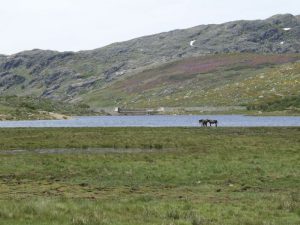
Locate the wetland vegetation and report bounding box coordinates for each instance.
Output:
[0,127,299,224]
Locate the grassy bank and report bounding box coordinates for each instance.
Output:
[0,127,299,224]
[0,96,95,120]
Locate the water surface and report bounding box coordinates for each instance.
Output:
[0,115,300,127]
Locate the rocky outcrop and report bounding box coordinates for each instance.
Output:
[0,72,25,91]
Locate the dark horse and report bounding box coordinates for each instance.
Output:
[199,119,218,127]
[199,119,209,127]
[208,120,218,127]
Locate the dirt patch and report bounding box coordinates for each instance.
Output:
[47,112,72,120]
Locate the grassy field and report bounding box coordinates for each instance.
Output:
[0,127,299,225]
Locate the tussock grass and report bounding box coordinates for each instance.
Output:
[0,127,299,224]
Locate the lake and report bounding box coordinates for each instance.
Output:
[0,115,300,127]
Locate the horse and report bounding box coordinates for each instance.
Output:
[199,119,209,127]
[208,119,218,127]
[199,119,218,127]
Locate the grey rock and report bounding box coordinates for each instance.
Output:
[0,73,25,90]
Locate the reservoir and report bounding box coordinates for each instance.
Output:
[0,115,300,127]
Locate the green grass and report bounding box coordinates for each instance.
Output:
[248,95,300,112]
[0,96,94,120]
[0,127,299,224]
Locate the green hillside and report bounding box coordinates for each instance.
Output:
[83,53,300,111]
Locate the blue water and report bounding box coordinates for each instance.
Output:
[0,115,299,127]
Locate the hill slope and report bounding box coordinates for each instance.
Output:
[82,53,300,108]
[0,96,93,120]
[0,14,299,112]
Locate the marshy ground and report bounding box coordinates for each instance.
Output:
[0,127,299,225]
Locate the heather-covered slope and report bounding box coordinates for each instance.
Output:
[83,53,300,109]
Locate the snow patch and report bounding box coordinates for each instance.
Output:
[115,71,125,76]
[190,40,196,46]
[283,28,291,31]
[280,41,285,45]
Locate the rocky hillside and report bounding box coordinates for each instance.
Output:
[0,14,299,109]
